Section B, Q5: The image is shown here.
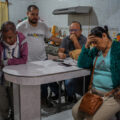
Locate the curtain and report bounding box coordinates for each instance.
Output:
[0,1,8,28]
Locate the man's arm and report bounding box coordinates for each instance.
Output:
[49,36,62,43]
[70,34,81,49]
[58,48,66,59]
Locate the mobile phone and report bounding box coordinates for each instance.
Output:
[59,62,72,67]
[53,59,64,62]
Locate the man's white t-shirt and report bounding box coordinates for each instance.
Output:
[16,19,52,62]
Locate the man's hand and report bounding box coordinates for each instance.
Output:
[58,48,66,59]
[50,36,62,43]
[58,52,66,59]
[70,34,78,43]
[69,34,81,49]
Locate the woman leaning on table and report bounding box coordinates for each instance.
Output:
[72,26,120,120]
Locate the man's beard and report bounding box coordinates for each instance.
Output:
[28,18,38,24]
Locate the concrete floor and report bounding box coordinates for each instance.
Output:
[42,109,73,120]
[42,109,117,120]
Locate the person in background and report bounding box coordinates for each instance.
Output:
[17,5,61,62]
[16,5,60,106]
[0,21,28,120]
[72,26,120,120]
[58,21,88,103]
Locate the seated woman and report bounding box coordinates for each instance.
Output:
[0,21,28,120]
[72,26,120,120]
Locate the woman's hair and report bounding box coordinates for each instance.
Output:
[1,21,16,33]
[90,26,111,40]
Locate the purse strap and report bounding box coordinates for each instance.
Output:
[88,56,117,97]
[88,56,98,91]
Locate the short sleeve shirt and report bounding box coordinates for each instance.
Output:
[60,34,86,56]
[17,19,52,62]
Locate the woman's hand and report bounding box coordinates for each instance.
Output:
[114,88,120,100]
[85,34,97,49]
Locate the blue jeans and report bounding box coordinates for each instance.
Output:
[65,77,90,97]
[65,78,76,97]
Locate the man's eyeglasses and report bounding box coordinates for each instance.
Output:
[69,29,80,32]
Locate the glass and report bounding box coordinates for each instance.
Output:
[69,29,80,32]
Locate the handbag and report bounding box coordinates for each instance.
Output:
[79,57,116,115]
[79,92,103,115]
